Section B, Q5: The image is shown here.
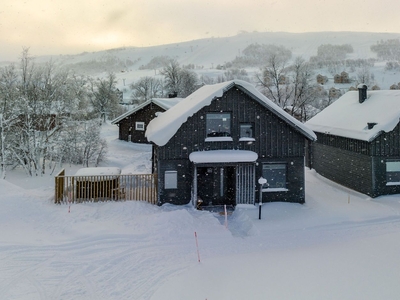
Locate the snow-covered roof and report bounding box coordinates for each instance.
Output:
[306,90,400,142]
[111,98,183,124]
[146,80,316,146]
[75,167,121,176]
[189,150,258,164]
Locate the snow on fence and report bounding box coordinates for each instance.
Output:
[54,169,158,205]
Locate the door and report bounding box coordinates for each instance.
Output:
[197,166,236,206]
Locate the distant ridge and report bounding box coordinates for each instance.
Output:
[29,31,400,67]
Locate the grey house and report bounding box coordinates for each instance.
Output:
[146,80,316,207]
[306,85,400,198]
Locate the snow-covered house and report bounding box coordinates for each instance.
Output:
[111,98,183,144]
[306,85,400,198]
[146,80,316,207]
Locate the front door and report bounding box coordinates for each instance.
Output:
[197,166,236,206]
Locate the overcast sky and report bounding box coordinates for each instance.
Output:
[1,0,399,61]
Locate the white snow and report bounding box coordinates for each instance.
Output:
[189,150,258,163]
[1,123,400,299]
[75,167,121,176]
[306,90,400,141]
[146,80,316,146]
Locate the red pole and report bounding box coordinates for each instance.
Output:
[194,231,201,263]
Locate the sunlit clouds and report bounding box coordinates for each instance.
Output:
[1,0,400,61]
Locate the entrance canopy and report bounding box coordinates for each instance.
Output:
[189,150,258,164]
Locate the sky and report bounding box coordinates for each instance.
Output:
[1,0,400,61]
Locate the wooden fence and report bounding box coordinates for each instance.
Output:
[55,169,158,205]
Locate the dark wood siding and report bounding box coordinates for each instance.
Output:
[313,122,400,197]
[155,87,309,205]
[158,159,192,205]
[117,103,166,144]
[312,143,374,196]
[315,132,370,155]
[370,123,400,156]
[158,88,307,160]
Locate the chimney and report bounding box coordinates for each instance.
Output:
[358,84,367,103]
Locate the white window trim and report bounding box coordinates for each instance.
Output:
[262,188,289,192]
[135,121,145,131]
[165,170,177,189]
[205,137,233,142]
[386,182,400,186]
[239,137,256,142]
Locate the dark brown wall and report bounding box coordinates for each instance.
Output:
[312,123,400,197]
[117,103,165,144]
[312,143,374,196]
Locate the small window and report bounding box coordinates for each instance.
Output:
[165,171,177,189]
[240,124,253,138]
[135,122,145,131]
[206,113,231,137]
[386,160,400,185]
[262,163,287,189]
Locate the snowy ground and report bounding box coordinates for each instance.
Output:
[1,123,400,300]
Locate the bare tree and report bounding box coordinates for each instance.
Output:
[130,76,163,104]
[160,59,199,97]
[256,51,293,109]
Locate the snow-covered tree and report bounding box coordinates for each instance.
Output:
[88,72,120,122]
[51,119,107,167]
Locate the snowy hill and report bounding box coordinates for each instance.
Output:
[23,31,400,91]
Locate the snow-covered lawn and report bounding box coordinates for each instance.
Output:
[1,123,400,299]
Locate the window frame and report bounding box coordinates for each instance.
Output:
[164,170,178,189]
[239,123,255,142]
[261,162,288,191]
[205,112,232,138]
[135,121,145,131]
[386,160,400,186]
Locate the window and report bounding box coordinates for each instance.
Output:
[239,123,255,141]
[165,171,177,189]
[240,124,253,138]
[206,113,231,137]
[386,160,400,185]
[135,122,145,131]
[262,163,287,189]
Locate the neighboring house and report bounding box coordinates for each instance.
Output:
[146,80,316,207]
[316,74,328,85]
[306,85,400,198]
[111,98,183,143]
[334,71,350,84]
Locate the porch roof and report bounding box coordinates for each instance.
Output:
[189,150,258,164]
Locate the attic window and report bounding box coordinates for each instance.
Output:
[135,122,145,131]
[367,122,377,130]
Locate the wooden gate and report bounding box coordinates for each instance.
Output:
[55,169,158,205]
